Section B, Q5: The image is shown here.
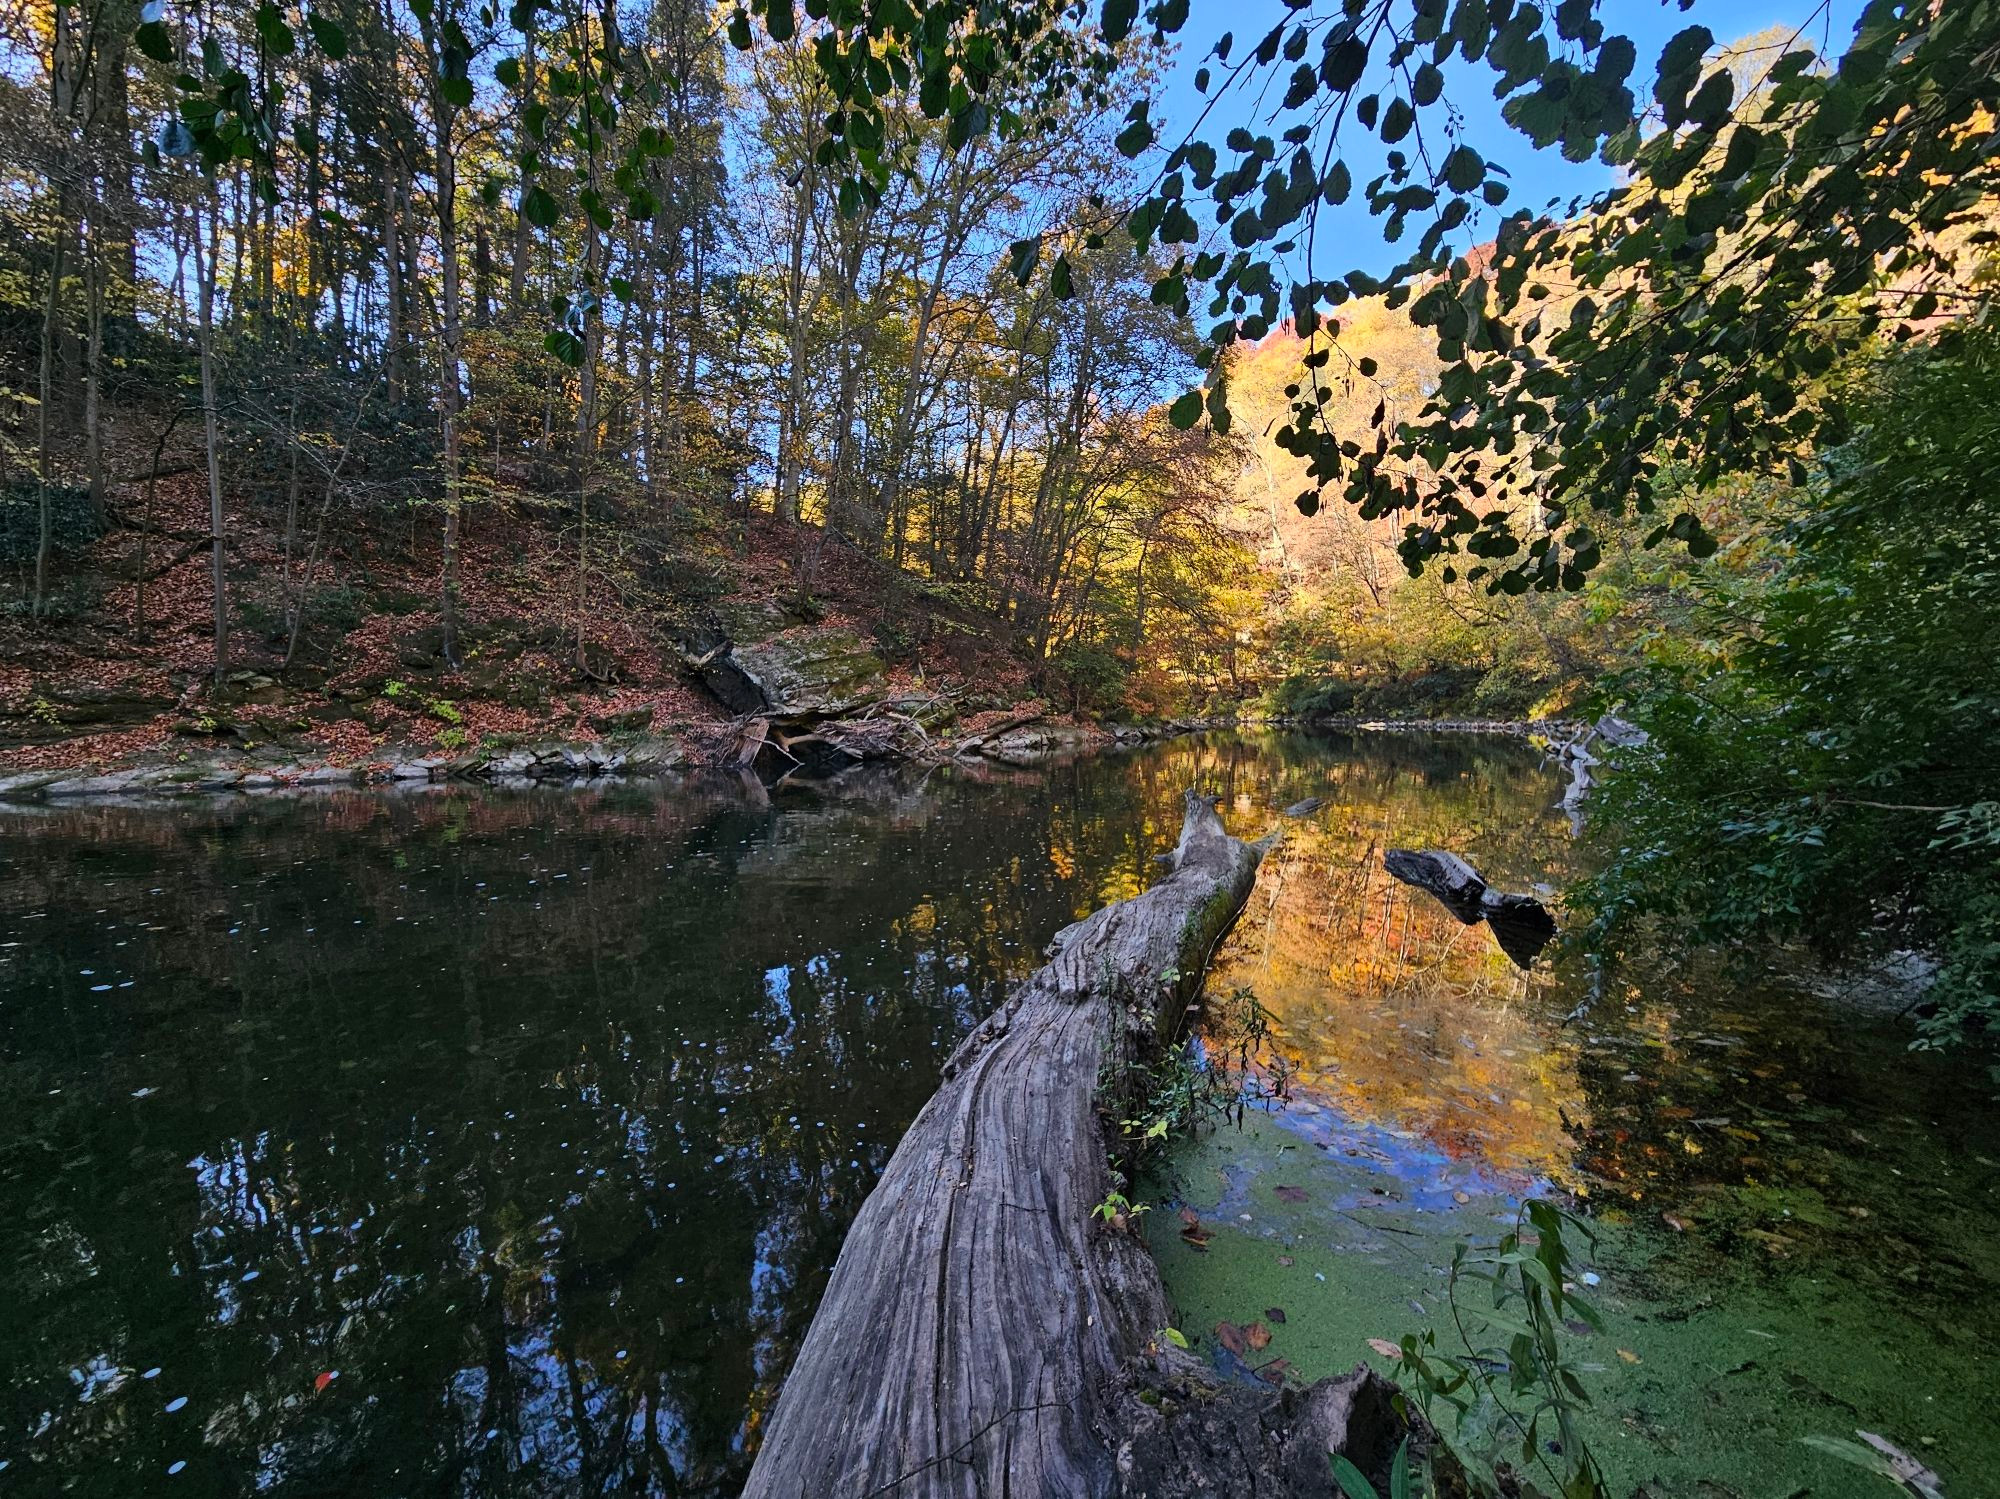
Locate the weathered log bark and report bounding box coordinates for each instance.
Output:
[1384,849,1557,969]
[746,792,1422,1499]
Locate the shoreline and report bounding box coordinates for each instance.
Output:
[0,713,1579,805]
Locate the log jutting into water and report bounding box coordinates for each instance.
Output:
[745,789,1418,1499]
[1384,848,1558,970]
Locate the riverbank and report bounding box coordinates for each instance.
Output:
[0,710,1131,803]
[0,710,1587,804]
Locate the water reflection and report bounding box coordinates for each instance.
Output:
[6,733,1994,1498]
[1,764,1181,1496]
[1205,735,1583,1185]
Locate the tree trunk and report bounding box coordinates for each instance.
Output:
[84,201,107,526]
[432,58,466,669]
[193,184,228,685]
[508,29,539,316]
[744,793,1420,1499]
[382,154,408,407]
[34,215,67,617]
[774,155,813,523]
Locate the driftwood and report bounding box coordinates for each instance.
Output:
[949,701,1048,757]
[1553,714,1650,832]
[745,791,1423,1499]
[1384,849,1557,969]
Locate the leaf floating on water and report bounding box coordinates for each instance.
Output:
[1366,1338,1402,1359]
[1273,1185,1308,1203]
[1801,1433,1946,1499]
[1452,1190,1470,1204]
[1858,1431,1946,1499]
[1255,1357,1289,1385]
[1265,1306,1287,1324]
[1215,1320,1248,1357]
[1245,1320,1272,1352]
[1180,1217,1212,1251]
[1617,1348,1642,1364]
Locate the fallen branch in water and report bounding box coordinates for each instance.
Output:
[1384,849,1557,969]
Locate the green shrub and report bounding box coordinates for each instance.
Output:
[1574,327,2000,1047]
[1267,673,1357,718]
[1047,641,1129,716]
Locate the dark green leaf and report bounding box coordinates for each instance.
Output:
[307,13,349,58]
[522,185,559,228]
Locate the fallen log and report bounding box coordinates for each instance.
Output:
[745,791,1424,1499]
[1384,848,1557,969]
[949,701,1047,757]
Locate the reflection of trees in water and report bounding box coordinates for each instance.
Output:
[1,761,1301,1496]
[1188,732,1590,1184]
[13,734,1752,1495]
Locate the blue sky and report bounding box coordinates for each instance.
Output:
[1152,0,1866,278]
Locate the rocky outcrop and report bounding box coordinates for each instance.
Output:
[0,679,178,743]
[683,602,892,719]
[0,735,691,803]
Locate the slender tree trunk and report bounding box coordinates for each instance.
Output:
[382,155,407,407]
[508,29,539,316]
[432,63,466,669]
[774,160,813,522]
[84,207,107,526]
[34,218,67,617]
[574,66,605,673]
[193,184,229,685]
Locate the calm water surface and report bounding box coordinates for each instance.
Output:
[3,733,1994,1497]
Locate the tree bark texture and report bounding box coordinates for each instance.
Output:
[744,792,1418,1499]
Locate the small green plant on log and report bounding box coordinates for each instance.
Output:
[1328,1435,1414,1499]
[1118,985,1282,1157]
[1089,1190,1150,1232]
[1391,1199,1610,1499]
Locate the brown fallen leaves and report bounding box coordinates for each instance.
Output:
[1178,1205,1212,1251]
[1215,1319,1274,1355]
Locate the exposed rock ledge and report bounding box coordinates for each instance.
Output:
[0,736,691,803]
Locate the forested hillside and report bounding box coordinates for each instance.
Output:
[1,0,1288,764]
[1,0,1793,769]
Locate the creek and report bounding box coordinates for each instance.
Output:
[3,732,1993,1497]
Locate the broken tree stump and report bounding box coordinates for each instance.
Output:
[744,790,1423,1498]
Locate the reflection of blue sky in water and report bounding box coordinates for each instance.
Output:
[1147,737,2000,1498]
[6,733,1995,1497]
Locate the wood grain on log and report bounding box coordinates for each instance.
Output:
[747,792,1424,1498]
